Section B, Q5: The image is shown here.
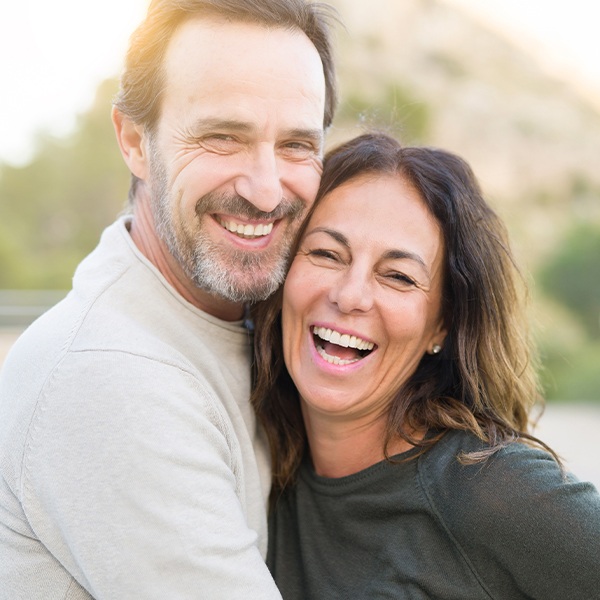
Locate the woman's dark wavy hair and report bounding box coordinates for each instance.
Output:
[251,132,550,496]
[113,0,339,202]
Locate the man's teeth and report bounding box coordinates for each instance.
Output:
[218,218,273,238]
[312,326,374,351]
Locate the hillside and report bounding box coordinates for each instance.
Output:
[327,0,600,265]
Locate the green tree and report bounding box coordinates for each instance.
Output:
[538,224,600,339]
[0,78,130,289]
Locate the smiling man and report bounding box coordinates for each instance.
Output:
[0,1,337,598]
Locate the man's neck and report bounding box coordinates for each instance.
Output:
[128,197,244,322]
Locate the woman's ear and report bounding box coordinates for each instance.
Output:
[112,106,149,181]
[427,320,448,355]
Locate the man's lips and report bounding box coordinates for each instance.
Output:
[216,216,275,239]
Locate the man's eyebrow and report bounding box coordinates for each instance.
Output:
[283,128,324,144]
[190,119,323,144]
[191,118,254,133]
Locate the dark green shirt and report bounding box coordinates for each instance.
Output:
[268,429,600,599]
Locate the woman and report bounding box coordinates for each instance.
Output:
[252,133,600,599]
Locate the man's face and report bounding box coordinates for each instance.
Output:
[146,16,326,303]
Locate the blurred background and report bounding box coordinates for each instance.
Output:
[1,0,599,486]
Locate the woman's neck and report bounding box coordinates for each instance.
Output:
[303,411,419,479]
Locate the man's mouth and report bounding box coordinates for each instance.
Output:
[216,216,274,239]
[312,325,375,366]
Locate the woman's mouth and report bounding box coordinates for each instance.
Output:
[312,325,375,366]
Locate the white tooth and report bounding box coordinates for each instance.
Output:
[317,344,360,366]
[313,327,374,352]
[236,223,245,234]
[243,224,254,236]
[264,223,273,234]
[254,224,264,236]
[227,221,238,233]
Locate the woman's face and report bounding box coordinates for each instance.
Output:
[282,173,447,424]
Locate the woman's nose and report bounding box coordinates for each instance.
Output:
[328,268,374,314]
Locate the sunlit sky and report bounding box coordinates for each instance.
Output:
[0,0,599,166]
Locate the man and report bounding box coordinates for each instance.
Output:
[0,0,337,597]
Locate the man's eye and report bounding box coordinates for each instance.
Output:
[201,135,241,153]
[280,142,315,160]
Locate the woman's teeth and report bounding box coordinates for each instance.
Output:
[312,326,374,351]
[316,346,360,366]
[312,326,375,366]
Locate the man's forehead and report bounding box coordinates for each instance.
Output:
[159,16,326,130]
[164,15,319,67]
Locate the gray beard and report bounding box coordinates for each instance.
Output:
[147,144,303,303]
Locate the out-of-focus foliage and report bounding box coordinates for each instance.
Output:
[540,341,600,403]
[0,79,129,289]
[535,224,600,402]
[539,224,600,339]
[335,83,431,144]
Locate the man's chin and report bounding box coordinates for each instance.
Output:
[193,268,284,304]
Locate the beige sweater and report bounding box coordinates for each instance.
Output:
[0,217,280,599]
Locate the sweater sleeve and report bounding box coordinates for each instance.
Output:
[21,350,281,600]
[421,434,600,600]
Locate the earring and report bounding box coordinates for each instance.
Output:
[431,344,442,355]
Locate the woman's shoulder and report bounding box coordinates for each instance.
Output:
[419,428,600,517]
[416,429,600,597]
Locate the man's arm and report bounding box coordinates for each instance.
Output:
[22,350,281,599]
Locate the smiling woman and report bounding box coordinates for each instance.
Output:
[251,132,600,599]
[281,172,446,475]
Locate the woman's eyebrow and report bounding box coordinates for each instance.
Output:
[383,249,427,270]
[303,227,349,248]
[304,228,431,275]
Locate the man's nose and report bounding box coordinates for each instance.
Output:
[234,145,284,214]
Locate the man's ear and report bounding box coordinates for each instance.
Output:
[112,106,149,180]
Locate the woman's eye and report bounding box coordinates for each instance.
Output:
[307,249,338,260]
[386,272,417,286]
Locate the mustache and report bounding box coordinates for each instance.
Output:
[195,191,305,221]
